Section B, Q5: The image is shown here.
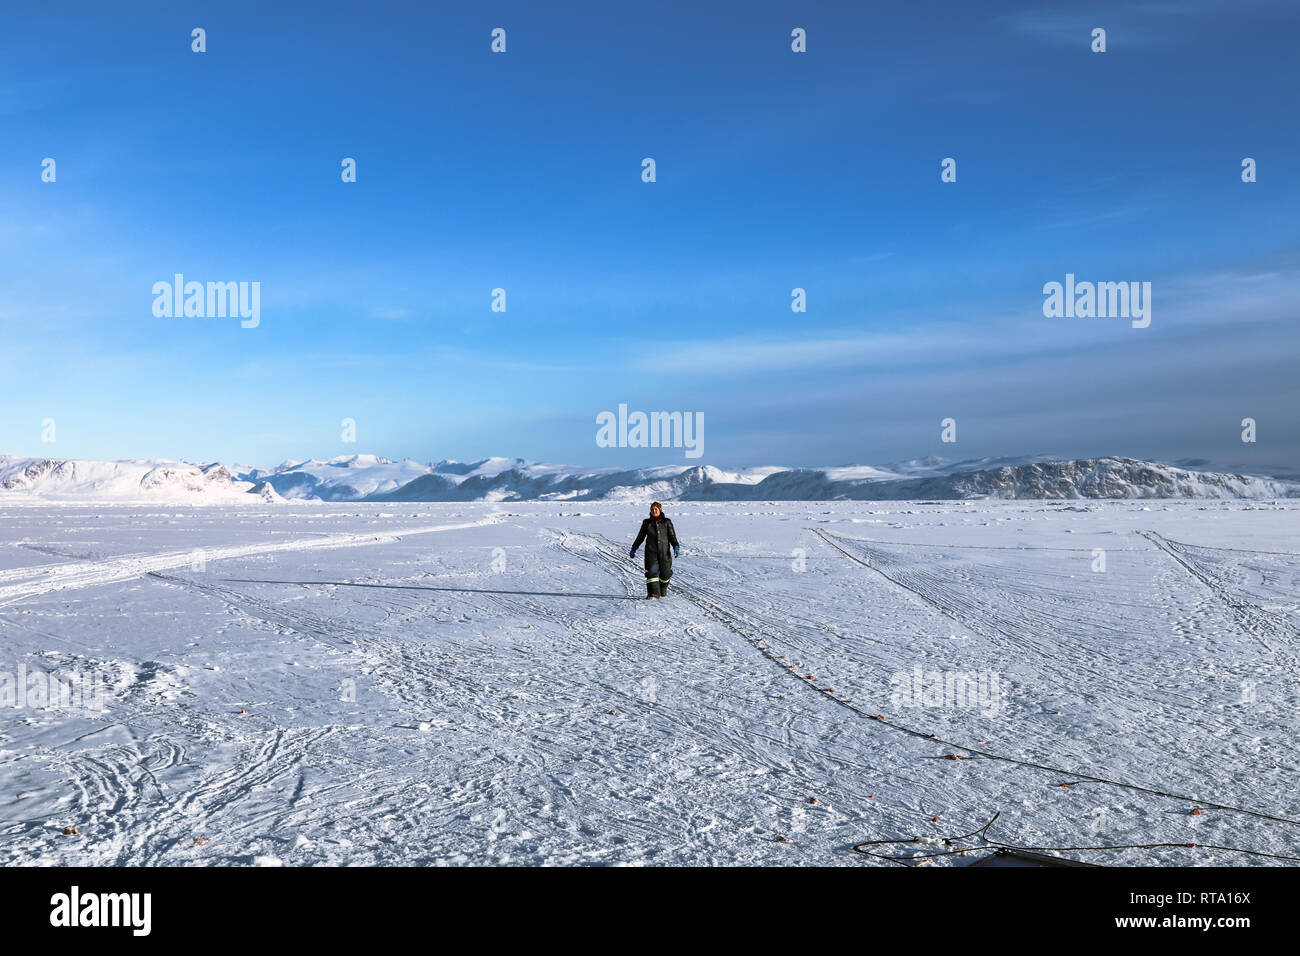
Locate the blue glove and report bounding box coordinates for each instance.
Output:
[629,548,636,558]
[673,546,680,558]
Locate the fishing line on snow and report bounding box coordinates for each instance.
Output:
[851,812,1300,866]
[561,530,1300,863]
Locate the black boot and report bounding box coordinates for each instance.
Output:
[659,580,670,597]
[646,579,661,599]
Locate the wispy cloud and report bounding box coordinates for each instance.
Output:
[999,0,1249,47]
[636,267,1300,376]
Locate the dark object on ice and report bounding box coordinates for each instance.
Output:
[969,848,1099,867]
[630,502,680,599]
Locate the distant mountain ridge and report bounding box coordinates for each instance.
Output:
[2,453,1297,503]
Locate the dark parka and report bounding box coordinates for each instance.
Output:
[631,508,679,582]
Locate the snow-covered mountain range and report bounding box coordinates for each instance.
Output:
[2,453,1296,503]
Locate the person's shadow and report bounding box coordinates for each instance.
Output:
[220,578,639,600]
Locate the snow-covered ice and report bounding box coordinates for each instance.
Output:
[1,499,1297,865]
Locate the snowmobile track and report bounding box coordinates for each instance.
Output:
[1140,530,1300,664]
[0,516,503,609]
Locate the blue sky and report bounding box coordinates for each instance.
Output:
[2,0,1297,469]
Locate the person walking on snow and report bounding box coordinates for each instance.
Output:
[629,501,680,599]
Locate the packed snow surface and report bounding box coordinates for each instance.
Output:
[1,499,1297,865]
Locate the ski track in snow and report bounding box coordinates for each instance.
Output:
[1,501,1298,866]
